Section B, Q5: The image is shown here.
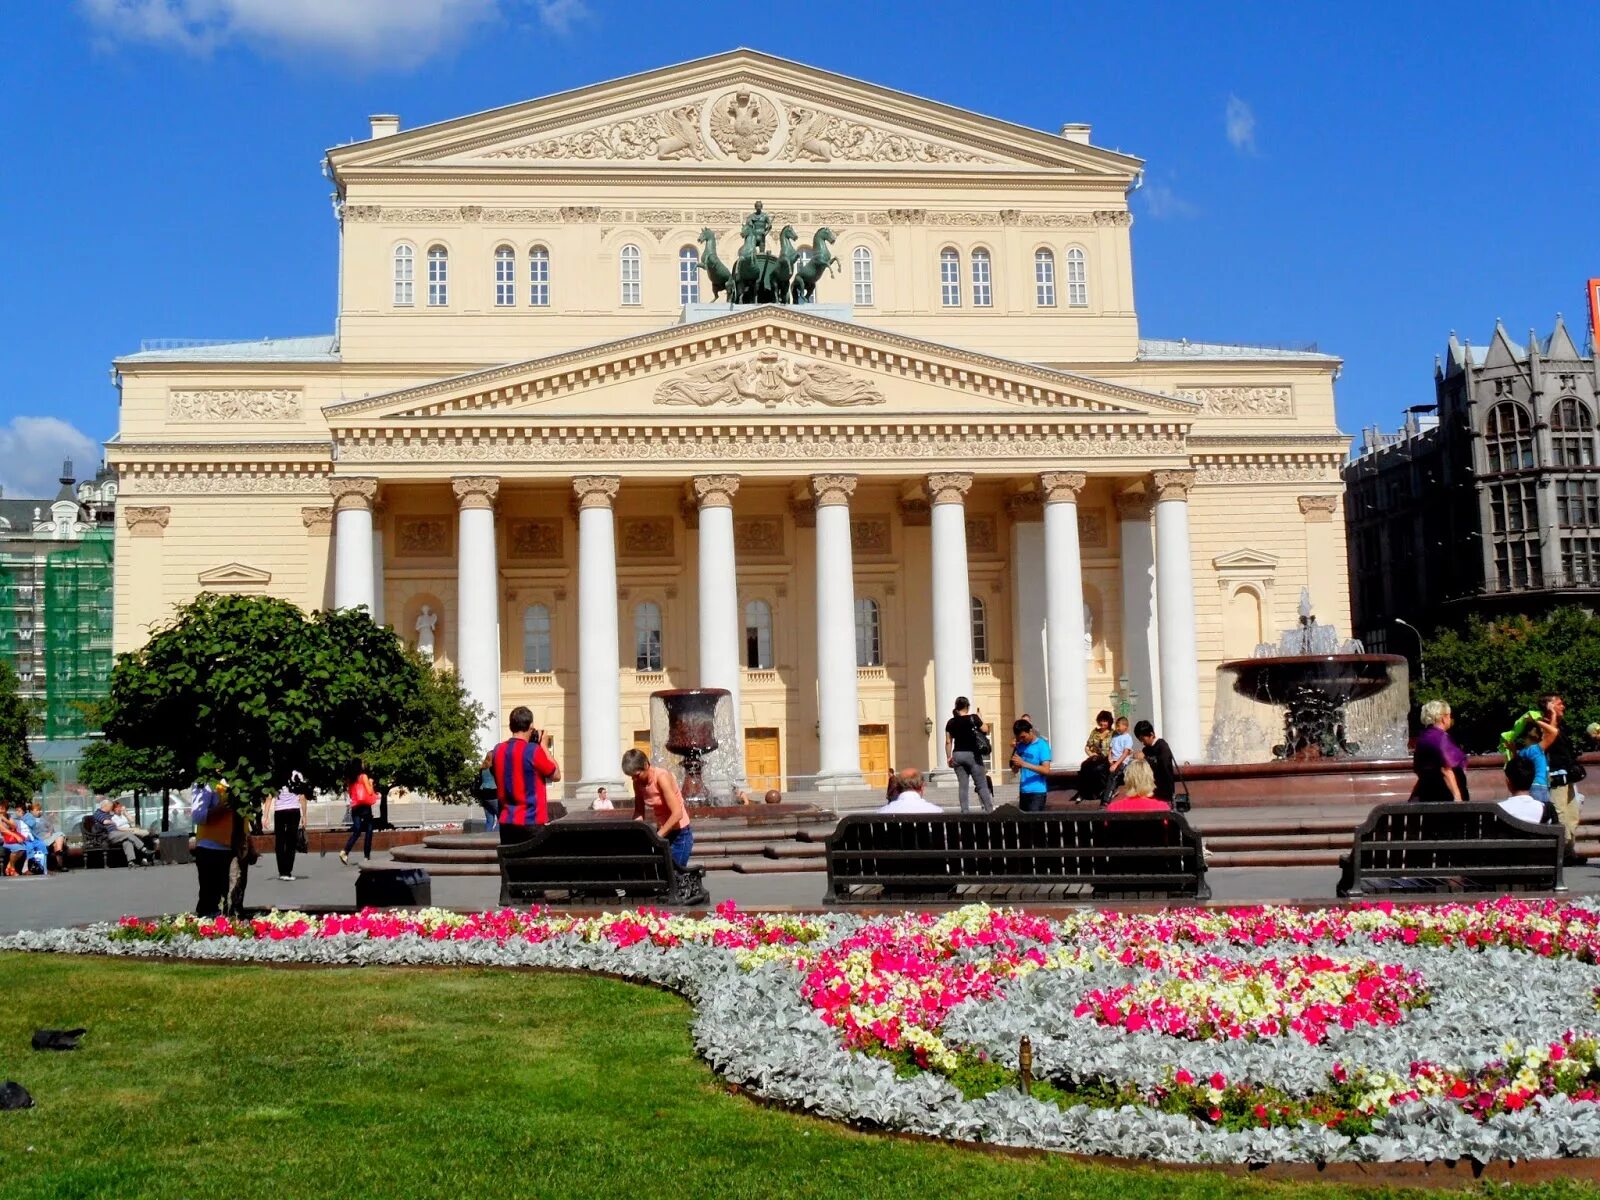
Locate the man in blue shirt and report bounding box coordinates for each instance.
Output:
[1009,718,1054,813]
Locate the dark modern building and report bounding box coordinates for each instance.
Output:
[1345,316,1599,651]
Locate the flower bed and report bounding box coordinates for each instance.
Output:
[9,897,1600,1164]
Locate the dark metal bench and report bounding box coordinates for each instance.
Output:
[79,815,118,870]
[497,819,706,906]
[821,804,1209,904]
[1335,802,1564,897]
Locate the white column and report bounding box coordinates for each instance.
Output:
[1153,470,1201,760]
[1007,495,1048,726]
[453,476,501,752]
[694,475,744,774]
[574,476,622,794]
[812,474,863,785]
[1040,472,1087,767]
[371,523,386,626]
[331,478,377,614]
[1115,490,1161,728]
[927,473,974,745]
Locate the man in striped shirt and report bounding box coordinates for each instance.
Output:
[489,706,561,844]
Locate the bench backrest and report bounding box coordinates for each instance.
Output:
[497,819,677,892]
[1349,802,1562,882]
[80,814,107,848]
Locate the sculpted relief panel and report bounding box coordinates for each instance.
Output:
[655,352,885,409]
[396,518,450,557]
[169,389,302,421]
[782,105,993,164]
[1176,386,1294,416]
[482,104,705,161]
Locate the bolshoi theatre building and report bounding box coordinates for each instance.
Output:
[108,50,1352,796]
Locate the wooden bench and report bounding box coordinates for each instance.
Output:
[1335,803,1564,897]
[497,819,706,906]
[821,804,1209,904]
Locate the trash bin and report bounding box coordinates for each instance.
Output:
[355,866,432,908]
[159,832,192,865]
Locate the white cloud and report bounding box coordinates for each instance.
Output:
[1140,182,1199,220]
[79,0,582,68]
[0,418,101,501]
[1225,94,1257,154]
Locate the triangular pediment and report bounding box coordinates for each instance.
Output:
[198,562,272,589]
[325,307,1197,426]
[1213,548,1280,572]
[328,50,1140,178]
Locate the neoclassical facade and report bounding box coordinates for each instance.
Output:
[109,51,1350,795]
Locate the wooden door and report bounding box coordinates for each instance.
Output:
[858,724,891,790]
[632,730,652,760]
[744,727,781,795]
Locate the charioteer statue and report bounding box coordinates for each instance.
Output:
[697,202,840,306]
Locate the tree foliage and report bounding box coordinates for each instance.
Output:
[95,594,483,814]
[0,658,47,804]
[1417,607,1600,753]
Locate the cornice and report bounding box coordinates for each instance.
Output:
[1187,434,1349,449]
[109,440,334,456]
[338,170,1124,193]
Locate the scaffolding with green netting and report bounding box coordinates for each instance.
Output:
[0,529,114,738]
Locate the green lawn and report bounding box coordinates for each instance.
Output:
[0,953,1592,1200]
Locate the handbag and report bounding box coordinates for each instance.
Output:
[1173,762,1192,813]
[971,715,992,760]
[296,825,309,854]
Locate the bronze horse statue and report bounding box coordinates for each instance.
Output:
[731,224,798,304]
[790,227,837,304]
[697,227,731,302]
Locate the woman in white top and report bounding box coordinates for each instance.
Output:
[272,771,309,881]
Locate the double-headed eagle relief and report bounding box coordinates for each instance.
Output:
[698,203,840,306]
[708,90,778,161]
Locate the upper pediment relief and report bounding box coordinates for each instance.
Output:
[328,50,1141,178]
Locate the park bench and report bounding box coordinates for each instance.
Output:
[1335,802,1564,897]
[497,819,708,906]
[819,804,1209,904]
[79,815,120,870]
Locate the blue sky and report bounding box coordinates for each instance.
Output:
[1,0,1596,498]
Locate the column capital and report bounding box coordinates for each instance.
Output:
[452,476,500,511]
[123,505,170,537]
[925,472,973,505]
[1038,471,1087,503]
[692,473,741,509]
[1297,494,1339,522]
[330,477,379,513]
[572,475,620,510]
[301,505,333,536]
[1151,469,1196,502]
[1113,490,1154,521]
[810,473,857,508]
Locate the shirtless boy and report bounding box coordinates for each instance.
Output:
[621,748,694,868]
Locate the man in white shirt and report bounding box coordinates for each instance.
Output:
[877,768,942,814]
[591,785,614,812]
[1500,754,1552,825]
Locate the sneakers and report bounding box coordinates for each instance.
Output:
[338,851,349,866]
[278,874,295,881]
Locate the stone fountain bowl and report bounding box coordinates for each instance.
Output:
[1219,654,1406,706]
[654,687,730,754]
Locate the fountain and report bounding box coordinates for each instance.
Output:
[1206,590,1409,763]
[648,688,741,805]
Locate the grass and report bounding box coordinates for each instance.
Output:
[0,954,1594,1200]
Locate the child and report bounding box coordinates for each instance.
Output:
[1105,716,1136,804]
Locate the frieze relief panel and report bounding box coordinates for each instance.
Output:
[851,517,891,555]
[482,103,706,161]
[395,518,450,557]
[733,518,783,557]
[620,518,674,557]
[1175,386,1294,416]
[508,519,563,559]
[1078,508,1108,548]
[965,515,998,556]
[782,105,994,164]
[655,351,885,409]
[169,389,302,421]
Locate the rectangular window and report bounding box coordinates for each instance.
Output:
[1066,250,1088,307]
[620,250,641,307]
[426,254,448,307]
[529,252,549,307]
[678,252,700,306]
[494,253,515,307]
[1035,255,1056,307]
[852,252,874,306]
[939,253,961,307]
[393,259,414,306]
[971,253,992,307]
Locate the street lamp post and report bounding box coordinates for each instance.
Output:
[1109,675,1139,720]
[1393,618,1426,683]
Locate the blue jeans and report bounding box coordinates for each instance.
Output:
[667,827,694,868]
[479,797,499,832]
[1019,789,1048,813]
[1531,784,1552,806]
[343,807,374,858]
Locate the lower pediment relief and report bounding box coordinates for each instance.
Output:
[655,351,884,409]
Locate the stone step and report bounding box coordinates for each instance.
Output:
[762,843,825,859]
[731,860,824,874]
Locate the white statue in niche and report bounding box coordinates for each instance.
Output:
[415,605,438,660]
[1082,601,1094,652]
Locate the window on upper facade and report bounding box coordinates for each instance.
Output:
[620,244,642,306]
[528,245,550,306]
[1066,247,1088,307]
[1557,478,1600,527]
[854,597,882,668]
[970,249,992,307]
[1488,480,1539,535]
[939,248,961,307]
[634,601,663,672]
[744,599,773,670]
[1493,537,1543,591]
[494,246,516,307]
[522,604,552,674]
[426,245,448,306]
[970,595,989,663]
[1552,398,1596,467]
[393,243,415,306]
[1034,249,1056,307]
[1562,536,1600,586]
[1483,402,1534,473]
[852,246,874,306]
[678,245,700,306]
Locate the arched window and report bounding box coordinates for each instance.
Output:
[678,245,700,306]
[1552,398,1595,467]
[1066,247,1088,307]
[494,245,516,307]
[528,245,550,306]
[970,595,989,663]
[854,597,882,667]
[1034,249,1056,307]
[425,245,448,306]
[392,243,415,306]
[1484,402,1534,473]
[970,248,992,307]
[619,243,642,306]
[634,601,662,671]
[852,246,874,306]
[939,247,961,307]
[522,604,552,673]
[744,599,773,670]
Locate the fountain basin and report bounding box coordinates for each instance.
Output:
[1221,654,1405,706]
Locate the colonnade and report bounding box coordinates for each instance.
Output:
[329,470,1201,793]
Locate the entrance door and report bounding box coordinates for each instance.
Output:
[858,724,891,790]
[632,729,652,761]
[744,727,781,795]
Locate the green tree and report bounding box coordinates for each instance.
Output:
[1417,606,1600,753]
[97,594,483,817]
[0,658,47,804]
